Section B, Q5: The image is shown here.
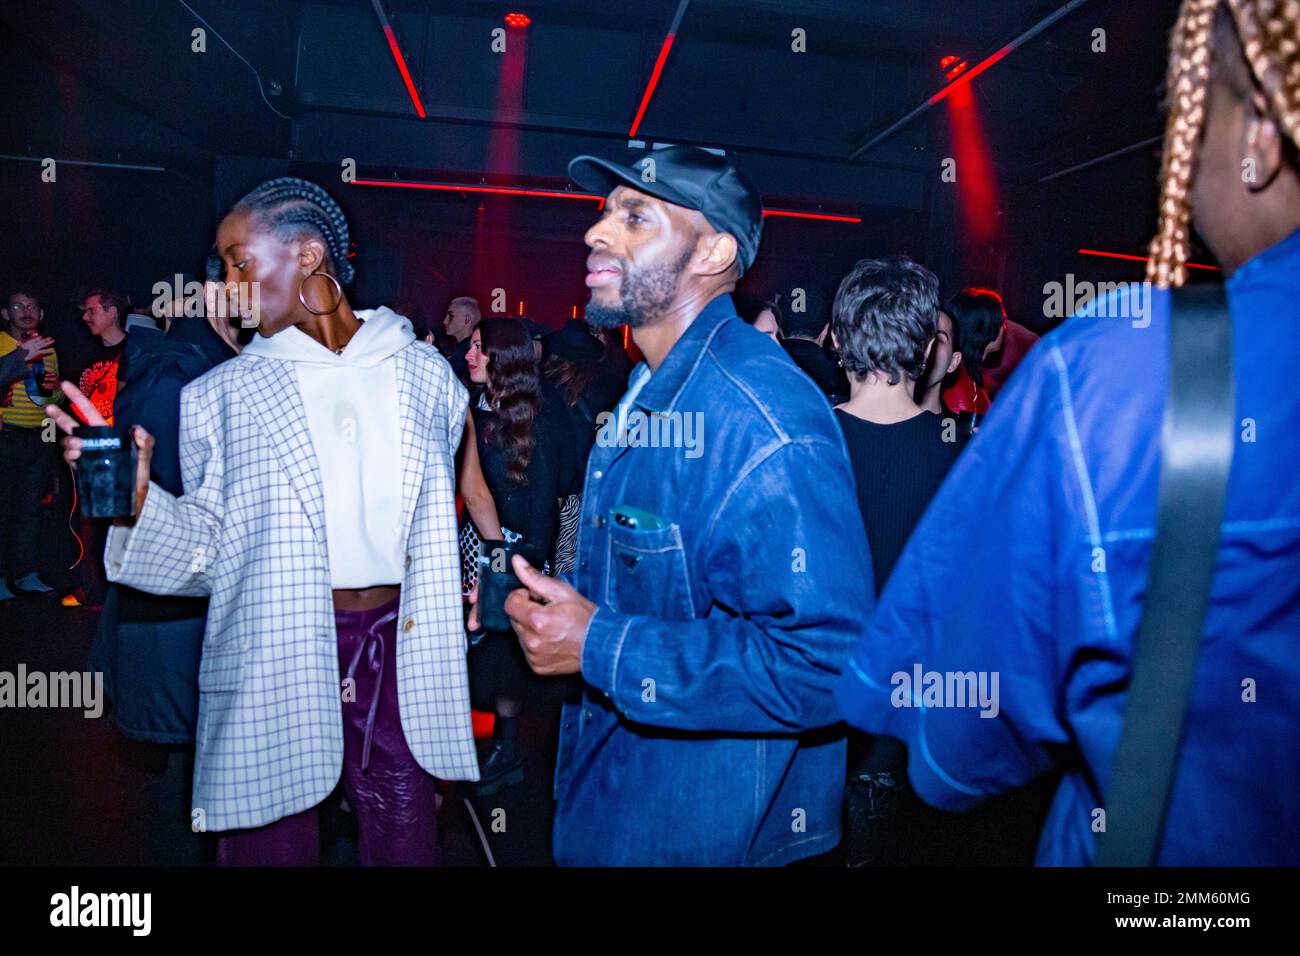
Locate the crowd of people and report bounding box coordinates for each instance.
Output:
[2,167,1041,866]
[5,0,1297,867]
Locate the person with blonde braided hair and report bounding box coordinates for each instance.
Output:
[1150,0,1300,287]
[836,0,1300,865]
[47,176,494,865]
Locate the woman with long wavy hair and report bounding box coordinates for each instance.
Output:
[465,317,574,796]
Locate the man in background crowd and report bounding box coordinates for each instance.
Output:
[73,288,131,425]
[442,294,481,382]
[0,287,62,600]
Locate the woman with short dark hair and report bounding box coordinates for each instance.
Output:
[829,255,965,866]
[831,256,961,597]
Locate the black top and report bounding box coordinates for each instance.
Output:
[112,316,234,623]
[783,337,848,402]
[835,408,961,596]
[587,345,633,414]
[70,334,131,423]
[543,376,601,497]
[473,389,576,563]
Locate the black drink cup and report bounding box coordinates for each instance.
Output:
[76,426,137,519]
[477,538,533,632]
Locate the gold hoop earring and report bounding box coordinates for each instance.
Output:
[298,269,343,316]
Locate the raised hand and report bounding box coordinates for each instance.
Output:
[18,335,54,364]
[46,381,154,520]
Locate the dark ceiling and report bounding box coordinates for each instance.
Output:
[0,0,1185,327]
[2,0,1181,199]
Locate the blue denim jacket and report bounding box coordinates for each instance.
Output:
[553,293,874,866]
[836,228,1300,865]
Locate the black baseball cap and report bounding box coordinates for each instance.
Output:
[567,145,764,275]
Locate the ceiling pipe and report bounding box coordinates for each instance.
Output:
[848,0,1090,161]
[175,0,290,120]
[0,154,166,173]
[1037,134,1163,183]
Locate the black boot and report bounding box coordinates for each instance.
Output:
[475,716,524,796]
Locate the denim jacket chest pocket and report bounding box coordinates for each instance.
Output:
[602,522,697,621]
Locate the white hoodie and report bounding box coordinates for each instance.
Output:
[243,306,415,589]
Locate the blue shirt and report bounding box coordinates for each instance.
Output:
[554,293,875,866]
[836,229,1300,865]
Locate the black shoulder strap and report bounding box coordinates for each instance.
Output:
[1096,284,1236,866]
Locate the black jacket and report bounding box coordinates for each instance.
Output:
[89,316,235,744]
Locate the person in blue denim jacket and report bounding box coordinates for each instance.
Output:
[836,0,1300,865]
[476,146,875,865]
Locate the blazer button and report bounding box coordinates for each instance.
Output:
[405,554,412,569]
[403,618,414,632]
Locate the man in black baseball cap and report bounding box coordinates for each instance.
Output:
[565,145,763,337]
[482,144,874,866]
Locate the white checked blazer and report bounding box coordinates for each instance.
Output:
[105,340,478,832]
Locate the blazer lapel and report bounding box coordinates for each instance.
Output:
[393,347,429,543]
[241,357,329,549]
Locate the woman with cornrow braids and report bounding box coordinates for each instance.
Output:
[836,0,1300,865]
[50,176,503,866]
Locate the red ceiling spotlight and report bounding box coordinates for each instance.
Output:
[940,54,969,82]
[504,12,531,28]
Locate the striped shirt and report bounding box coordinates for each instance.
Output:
[0,332,60,430]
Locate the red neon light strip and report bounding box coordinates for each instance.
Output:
[1078,248,1221,272]
[352,179,603,201]
[382,24,426,118]
[763,209,862,223]
[629,33,676,138]
[926,45,1013,107]
[353,179,859,223]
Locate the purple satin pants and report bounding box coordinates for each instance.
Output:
[215,594,442,866]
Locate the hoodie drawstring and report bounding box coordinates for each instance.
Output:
[345,607,399,773]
